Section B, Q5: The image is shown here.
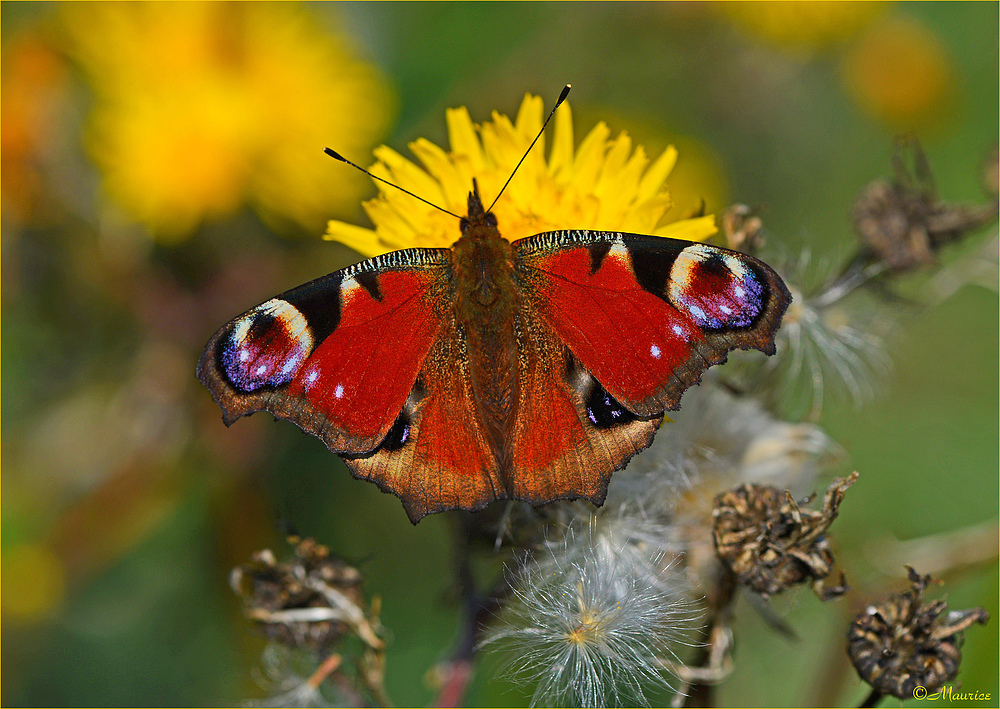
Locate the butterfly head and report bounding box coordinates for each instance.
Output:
[460,179,498,233]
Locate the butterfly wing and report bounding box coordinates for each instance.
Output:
[197,249,453,455]
[513,230,791,417]
[504,304,661,507]
[341,314,501,522]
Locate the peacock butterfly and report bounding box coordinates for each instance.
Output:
[198,90,792,523]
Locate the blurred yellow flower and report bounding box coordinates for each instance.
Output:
[724,1,887,53]
[841,16,953,130]
[325,94,717,257]
[1,32,70,222]
[60,2,394,240]
[1,543,65,622]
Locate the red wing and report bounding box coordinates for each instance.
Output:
[197,249,452,454]
[514,230,791,416]
[340,316,500,522]
[506,306,661,506]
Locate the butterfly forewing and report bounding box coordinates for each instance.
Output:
[513,230,791,417]
[197,248,453,455]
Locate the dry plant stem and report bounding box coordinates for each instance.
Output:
[864,519,1000,580]
[434,515,478,707]
[328,675,366,707]
[308,653,343,689]
[858,687,884,708]
[434,513,508,707]
[301,578,384,649]
[665,619,734,709]
[807,600,864,706]
[811,254,890,309]
[678,567,739,708]
[361,645,393,708]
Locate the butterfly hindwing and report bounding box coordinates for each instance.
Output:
[514,230,791,416]
[342,315,500,521]
[197,248,452,454]
[506,306,660,507]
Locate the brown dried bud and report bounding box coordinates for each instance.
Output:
[853,178,934,270]
[712,472,857,600]
[722,204,764,253]
[853,139,998,271]
[848,567,989,699]
[230,536,382,651]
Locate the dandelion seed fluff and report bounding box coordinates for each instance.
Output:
[482,536,700,707]
[752,248,894,420]
[247,645,339,708]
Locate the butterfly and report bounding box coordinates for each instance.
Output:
[198,90,791,523]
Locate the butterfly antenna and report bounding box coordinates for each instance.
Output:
[323,147,462,220]
[486,84,571,213]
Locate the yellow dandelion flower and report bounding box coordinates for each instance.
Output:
[60,2,394,241]
[723,1,887,54]
[840,16,953,130]
[325,94,717,258]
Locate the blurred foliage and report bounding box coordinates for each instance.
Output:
[2,2,996,706]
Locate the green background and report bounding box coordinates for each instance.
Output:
[3,2,997,706]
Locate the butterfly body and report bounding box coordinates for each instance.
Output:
[199,188,791,522]
[451,194,521,466]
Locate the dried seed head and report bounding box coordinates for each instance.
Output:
[853,139,998,271]
[230,536,381,652]
[712,473,857,599]
[722,204,765,254]
[848,567,989,699]
[853,177,935,270]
